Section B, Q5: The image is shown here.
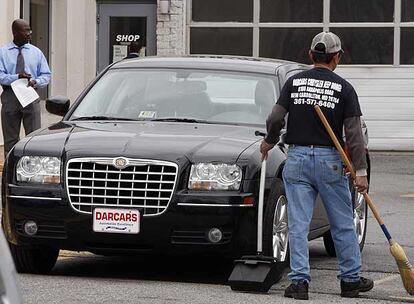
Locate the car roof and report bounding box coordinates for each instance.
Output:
[111,55,309,75]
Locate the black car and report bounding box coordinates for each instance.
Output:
[1,56,369,277]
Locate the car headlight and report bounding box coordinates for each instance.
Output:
[16,156,61,184]
[188,163,242,190]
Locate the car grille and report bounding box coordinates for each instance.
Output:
[66,157,178,216]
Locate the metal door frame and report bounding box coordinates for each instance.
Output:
[97,1,157,72]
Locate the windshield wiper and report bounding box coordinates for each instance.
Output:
[71,116,137,121]
[150,117,209,123]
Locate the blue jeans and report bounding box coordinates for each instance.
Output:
[282,145,361,283]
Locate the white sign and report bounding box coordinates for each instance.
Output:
[11,79,39,108]
[93,208,140,234]
[113,45,128,62]
[116,35,140,42]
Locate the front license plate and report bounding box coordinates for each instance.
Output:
[93,208,140,234]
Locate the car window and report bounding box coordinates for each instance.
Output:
[71,69,279,125]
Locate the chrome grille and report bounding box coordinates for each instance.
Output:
[66,158,178,216]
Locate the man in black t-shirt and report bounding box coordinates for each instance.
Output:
[260,32,373,300]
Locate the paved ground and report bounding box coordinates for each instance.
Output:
[3,152,414,303]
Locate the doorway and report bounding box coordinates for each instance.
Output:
[97,2,157,72]
[21,0,50,100]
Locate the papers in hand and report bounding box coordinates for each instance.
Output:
[11,79,39,108]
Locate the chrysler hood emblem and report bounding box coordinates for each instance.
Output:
[113,157,129,169]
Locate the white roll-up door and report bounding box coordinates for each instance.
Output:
[337,66,414,151]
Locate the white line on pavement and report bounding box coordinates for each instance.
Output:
[374,274,400,285]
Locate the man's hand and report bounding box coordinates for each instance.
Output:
[260,140,275,161]
[28,79,37,88]
[354,176,368,193]
[18,72,31,79]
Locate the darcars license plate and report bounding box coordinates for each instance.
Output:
[93,208,140,234]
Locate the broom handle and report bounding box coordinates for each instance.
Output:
[314,105,393,241]
[257,159,266,254]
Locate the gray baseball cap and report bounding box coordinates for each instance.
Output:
[310,31,343,54]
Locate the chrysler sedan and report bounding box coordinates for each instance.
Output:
[1,56,369,279]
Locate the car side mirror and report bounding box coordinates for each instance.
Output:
[46,96,70,116]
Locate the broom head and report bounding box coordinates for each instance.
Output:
[390,240,414,295]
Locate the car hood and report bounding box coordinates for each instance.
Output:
[22,121,262,163]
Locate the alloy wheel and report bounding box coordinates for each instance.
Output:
[353,192,367,244]
[272,195,289,261]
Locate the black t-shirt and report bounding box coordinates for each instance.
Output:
[277,67,362,147]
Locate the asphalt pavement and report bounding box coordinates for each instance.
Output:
[4,152,414,303]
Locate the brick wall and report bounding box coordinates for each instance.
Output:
[156,0,186,56]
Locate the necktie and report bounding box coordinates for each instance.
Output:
[16,47,25,74]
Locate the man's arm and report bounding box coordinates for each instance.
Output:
[344,116,367,175]
[260,104,287,160]
[0,50,19,86]
[265,104,287,145]
[33,52,51,88]
[344,116,369,193]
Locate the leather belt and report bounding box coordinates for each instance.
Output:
[290,144,334,149]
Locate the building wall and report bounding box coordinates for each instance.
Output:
[157,0,186,56]
[0,0,22,146]
[50,0,97,102]
[0,0,412,151]
[0,0,19,47]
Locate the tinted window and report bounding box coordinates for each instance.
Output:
[331,0,394,22]
[333,28,393,64]
[401,28,414,64]
[190,28,253,56]
[259,28,322,63]
[72,69,278,125]
[260,0,323,22]
[402,0,414,22]
[192,0,253,22]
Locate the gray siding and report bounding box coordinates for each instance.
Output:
[337,67,414,151]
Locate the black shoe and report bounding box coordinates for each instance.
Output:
[284,281,309,300]
[341,277,374,298]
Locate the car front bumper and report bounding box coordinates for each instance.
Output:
[3,185,257,257]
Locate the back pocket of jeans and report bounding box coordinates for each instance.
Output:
[322,160,342,183]
[283,155,303,183]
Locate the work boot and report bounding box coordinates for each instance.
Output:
[284,281,309,300]
[341,277,374,298]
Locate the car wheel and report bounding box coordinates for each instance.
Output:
[9,243,59,274]
[263,178,289,282]
[323,186,368,257]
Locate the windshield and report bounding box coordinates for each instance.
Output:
[70,69,279,125]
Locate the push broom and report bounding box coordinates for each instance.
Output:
[314,105,414,295]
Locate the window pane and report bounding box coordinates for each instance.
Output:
[192,0,253,22]
[109,17,147,64]
[331,0,394,22]
[72,69,277,125]
[401,28,414,64]
[259,28,322,64]
[332,28,393,64]
[190,28,253,56]
[260,0,323,22]
[402,0,414,22]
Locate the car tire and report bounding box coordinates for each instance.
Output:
[323,183,368,257]
[262,178,289,283]
[9,243,59,274]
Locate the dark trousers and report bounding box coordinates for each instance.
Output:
[1,87,41,155]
